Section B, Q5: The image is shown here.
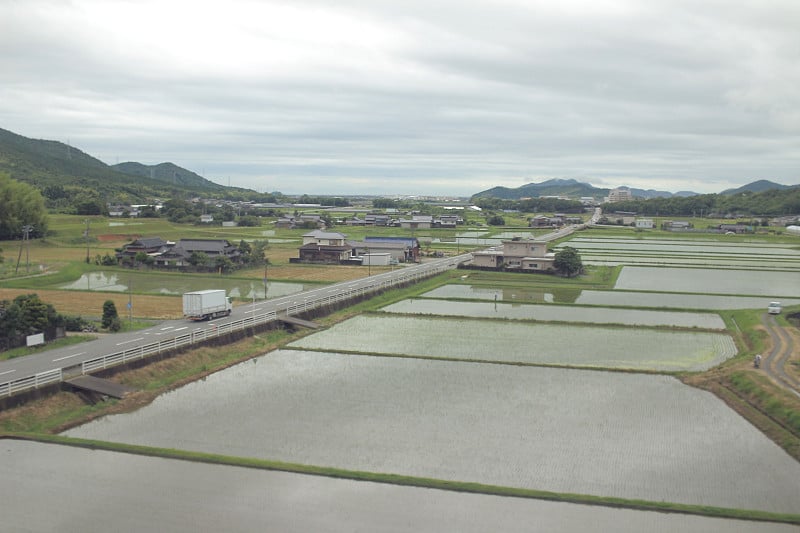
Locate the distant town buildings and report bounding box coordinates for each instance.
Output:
[605,188,633,203]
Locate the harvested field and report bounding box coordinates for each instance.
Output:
[0,288,182,320]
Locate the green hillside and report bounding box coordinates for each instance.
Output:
[112,161,225,191]
[473,179,607,200]
[0,128,227,201]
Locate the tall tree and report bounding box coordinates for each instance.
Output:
[553,246,584,278]
[0,172,48,240]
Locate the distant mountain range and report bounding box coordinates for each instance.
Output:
[2,127,796,202]
[471,178,796,201]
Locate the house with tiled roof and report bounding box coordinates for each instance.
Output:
[115,237,170,263]
[153,239,241,267]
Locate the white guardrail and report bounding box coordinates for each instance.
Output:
[0,254,471,398]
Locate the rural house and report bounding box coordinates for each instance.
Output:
[295,230,354,264]
[117,237,242,268]
[399,215,433,229]
[353,236,420,263]
[470,239,555,272]
[115,237,170,263]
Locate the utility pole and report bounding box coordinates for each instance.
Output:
[24,224,32,273]
[264,263,269,300]
[128,277,133,327]
[85,218,90,263]
[15,224,33,274]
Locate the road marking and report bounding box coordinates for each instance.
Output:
[0,369,16,376]
[174,327,188,332]
[160,326,174,331]
[117,337,144,346]
[53,352,85,362]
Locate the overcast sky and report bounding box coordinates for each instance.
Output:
[2,0,798,196]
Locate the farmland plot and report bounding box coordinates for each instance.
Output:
[3,440,794,533]
[557,237,800,270]
[57,271,308,299]
[573,290,800,310]
[420,285,800,310]
[615,267,800,297]
[422,284,559,303]
[563,238,800,257]
[381,299,726,329]
[578,254,800,270]
[63,351,800,514]
[290,315,736,371]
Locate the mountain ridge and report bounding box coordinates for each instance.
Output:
[0,127,228,199]
[471,178,795,201]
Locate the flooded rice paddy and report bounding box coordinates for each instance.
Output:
[563,237,800,257]
[63,351,800,514]
[57,271,308,299]
[615,267,800,297]
[4,440,792,533]
[558,237,800,270]
[382,299,726,329]
[421,284,800,309]
[289,315,735,371]
[49,233,800,524]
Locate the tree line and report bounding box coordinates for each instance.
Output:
[607,188,800,217]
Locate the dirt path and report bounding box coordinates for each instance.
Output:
[760,313,800,398]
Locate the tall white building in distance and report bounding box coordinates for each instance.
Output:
[606,188,633,203]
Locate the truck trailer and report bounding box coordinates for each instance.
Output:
[183,290,232,321]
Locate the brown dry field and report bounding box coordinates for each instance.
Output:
[0,288,182,320]
[2,237,394,314]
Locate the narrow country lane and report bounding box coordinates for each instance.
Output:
[760,313,800,398]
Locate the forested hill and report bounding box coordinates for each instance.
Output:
[111,161,225,191]
[471,178,682,200]
[608,186,800,217]
[0,127,228,202]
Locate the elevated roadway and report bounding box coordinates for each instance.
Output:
[1,253,471,399]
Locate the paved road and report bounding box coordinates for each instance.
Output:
[0,254,471,395]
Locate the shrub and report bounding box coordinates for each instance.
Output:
[101,300,118,329]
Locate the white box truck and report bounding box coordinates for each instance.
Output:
[183,290,232,321]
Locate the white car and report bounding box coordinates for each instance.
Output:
[768,302,782,315]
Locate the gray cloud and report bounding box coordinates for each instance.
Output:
[1,0,798,196]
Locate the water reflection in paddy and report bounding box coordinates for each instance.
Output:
[421,285,800,310]
[63,351,800,513]
[4,440,791,533]
[58,271,308,299]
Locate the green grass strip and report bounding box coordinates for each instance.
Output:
[283,346,697,378]
[5,433,799,525]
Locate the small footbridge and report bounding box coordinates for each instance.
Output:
[277,314,320,329]
[65,375,136,401]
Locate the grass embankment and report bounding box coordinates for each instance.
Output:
[685,308,800,460]
[0,329,303,434]
[685,370,800,461]
[5,432,800,525]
